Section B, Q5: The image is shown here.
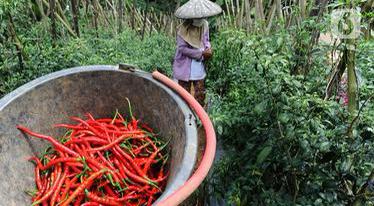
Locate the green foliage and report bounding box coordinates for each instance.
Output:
[206,29,374,205]
[1,2,373,205]
[0,25,175,97]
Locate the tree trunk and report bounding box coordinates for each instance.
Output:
[49,0,57,43]
[71,0,80,37]
[118,0,124,33]
[347,39,358,116]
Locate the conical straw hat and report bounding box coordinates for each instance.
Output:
[175,0,222,19]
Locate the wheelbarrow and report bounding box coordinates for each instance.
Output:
[0,65,216,206]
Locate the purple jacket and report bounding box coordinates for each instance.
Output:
[172,30,211,81]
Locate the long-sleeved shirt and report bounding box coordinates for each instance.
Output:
[172,29,211,81]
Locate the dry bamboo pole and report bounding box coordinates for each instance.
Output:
[56,0,69,24]
[94,0,111,26]
[244,0,253,31]
[49,0,57,43]
[255,0,265,31]
[36,0,47,19]
[42,0,77,37]
[238,0,245,29]
[224,0,232,27]
[92,0,99,38]
[299,0,306,20]
[131,0,137,30]
[347,39,358,116]
[266,0,277,33]
[276,0,283,21]
[7,12,28,69]
[118,0,123,33]
[71,0,80,37]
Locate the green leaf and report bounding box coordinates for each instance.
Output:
[319,142,330,152]
[256,146,272,164]
[217,125,223,135]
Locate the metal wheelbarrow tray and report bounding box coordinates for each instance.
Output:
[0,65,198,205]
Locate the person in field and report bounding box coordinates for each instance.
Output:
[172,0,222,107]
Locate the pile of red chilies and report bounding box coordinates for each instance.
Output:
[17,112,169,206]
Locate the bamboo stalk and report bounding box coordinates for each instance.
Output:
[224,0,232,27]
[276,0,283,21]
[94,0,111,26]
[238,0,245,29]
[118,0,123,33]
[42,0,77,37]
[36,0,47,19]
[299,0,306,20]
[92,0,99,38]
[255,0,265,21]
[244,0,253,31]
[131,0,137,29]
[56,0,69,24]
[7,12,28,66]
[266,0,277,33]
[347,39,358,117]
[50,0,57,43]
[71,0,80,37]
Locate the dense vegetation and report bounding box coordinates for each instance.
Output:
[206,29,373,205]
[1,0,373,205]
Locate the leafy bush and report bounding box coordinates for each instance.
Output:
[206,29,374,205]
[1,12,373,206]
[0,25,175,97]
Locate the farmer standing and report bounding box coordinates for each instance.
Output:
[173,0,222,107]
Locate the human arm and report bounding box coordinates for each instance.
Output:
[202,29,212,60]
[177,35,203,60]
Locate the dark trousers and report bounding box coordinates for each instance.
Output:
[178,80,206,107]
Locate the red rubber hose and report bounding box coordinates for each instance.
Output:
[152,71,216,206]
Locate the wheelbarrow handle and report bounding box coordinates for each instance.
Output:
[152,71,216,206]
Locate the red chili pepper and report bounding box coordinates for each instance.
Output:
[142,148,160,175]
[104,184,118,198]
[80,202,100,206]
[30,157,80,170]
[32,165,62,206]
[34,165,43,190]
[88,134,145,152]
[85,191,121,206]
[113,146,146,177]
[61,170,106,206]
[24,110,169,206]
[50,167,67,206]
[73,195,85,206]
[17,126,78,156]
